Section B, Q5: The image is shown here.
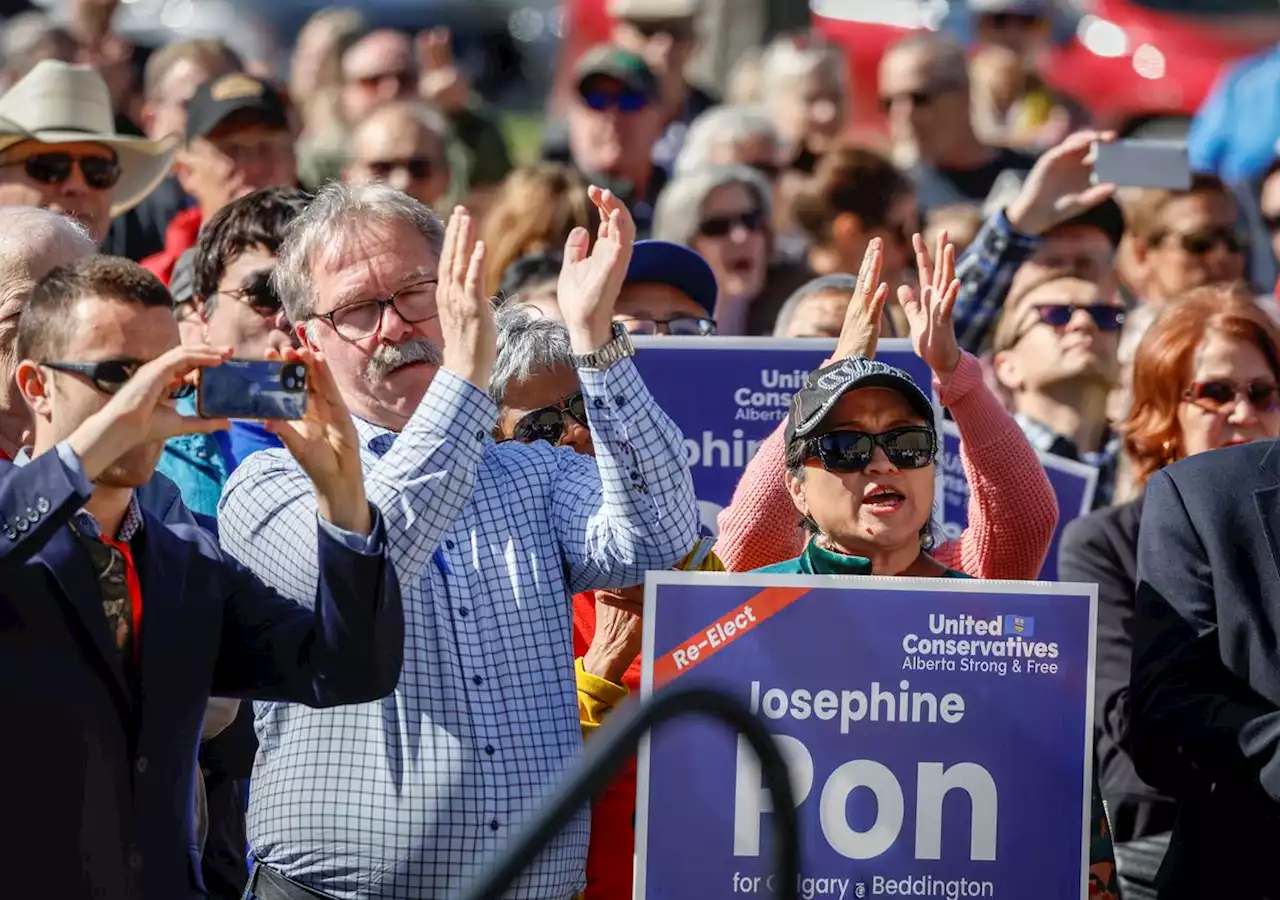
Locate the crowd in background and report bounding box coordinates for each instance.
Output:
[4,0,1280,899]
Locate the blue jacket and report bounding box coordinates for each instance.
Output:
[0,448,403,900]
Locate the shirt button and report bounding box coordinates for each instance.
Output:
[458,607,469,617]
[128,851,143,869]
[485,744,495,756]
[615,394,627,408]
[474,429,485,441]
[25,507,38,522]
[445,539,455,549]
[472,675,483,685]
[489,819,500,831]
[593,397,605,409]
[36,496,50,514]
[135,756,148,774]
[14,517,28,532]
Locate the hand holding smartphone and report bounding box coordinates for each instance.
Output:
[196,359,309,420]
[1091,138,1192,191]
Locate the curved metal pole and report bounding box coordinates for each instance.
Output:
[457,684,800,900]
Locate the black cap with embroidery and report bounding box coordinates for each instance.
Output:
[185,73,289,142]
[785,357,935,450]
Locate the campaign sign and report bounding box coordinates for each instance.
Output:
[938,422,1098,581]
[636,573,1098,900]
[631,337,939,535]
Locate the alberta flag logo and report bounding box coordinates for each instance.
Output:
[1003,615,1035,637]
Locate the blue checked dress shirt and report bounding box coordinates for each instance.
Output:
[217,359,697,900]
[952,209,1044,355]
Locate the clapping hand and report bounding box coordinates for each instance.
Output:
[823,236,891,366]
[416,28,470,113]
[557,186,636,354]
[436,206,494,388]
[1006,130,1118,237]
[582,586,644,684]
[262,347,372,536]
[896,231,962,384]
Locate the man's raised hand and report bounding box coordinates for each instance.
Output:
[437,206,495,389]
[557,186,636,354]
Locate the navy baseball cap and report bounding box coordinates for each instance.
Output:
[185,73,290,142]
[785,357,935,451]
[623,240,718,315]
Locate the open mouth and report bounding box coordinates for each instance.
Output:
[726,258,755,274]
[862,486,905,513]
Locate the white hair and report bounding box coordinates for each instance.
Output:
[271,181,445,325]
[350,100,455,156]
[0,207,96,286]
[759,37,846,105]
[651,164,772,248]
[673,105,778,177]
[488,303,575,405]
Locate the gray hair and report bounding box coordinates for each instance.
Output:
[772,274,860,337]
[759,37,846,105]
[271,180,445,325]
[349,99,454,158]
[884,31,970,89]
[673,105,778,177]
[0,207,96,282]
[651,164,773,248]
[489,303,576,405]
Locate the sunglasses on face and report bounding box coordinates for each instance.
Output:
[982,11,1044,29]
[1168,226,1246,256]
[878,85,953,115]
[0,152,121,190]
[510,392,589,445]
[221,271,282,317]
[1032,303,1126,331]
[804,426,937,474]
[698,209,764,237]
[1263,213,1280,234]
[630,18,696,41]
[42,359,194,398]
[366,157,437,180]
[1184,379,1279,413]
[615,314,716,336]
[581,88,649,113]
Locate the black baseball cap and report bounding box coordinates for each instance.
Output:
[785,357,935,451]
[574,45,658,100]
[185,73,290,142]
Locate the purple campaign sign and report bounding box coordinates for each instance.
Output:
[631,337,938,536]
[637,574,1097,900]
[939,423,1098,581]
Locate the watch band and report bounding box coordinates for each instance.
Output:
[571,322,636,370]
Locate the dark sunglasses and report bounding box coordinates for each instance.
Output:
[878,86,953,115]
[1,152,121,190]
[1263,213,1280,234]
[511,392,589,445]
[1169,226,1246,256]
[366,157,436,180]
[804,426,937,474]
[581,89,649,113]
[1032,303,1126,331]
[616,314,716,336]
[42,359,193,399]
[698,209,764,237]
[1184,379,1279,413]
[222,271,282,317]
[983,11,1044,28]
[631,18,696,41]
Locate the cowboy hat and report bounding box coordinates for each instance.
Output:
[0,60,178,217]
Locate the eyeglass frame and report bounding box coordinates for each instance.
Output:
[307,277,440,342]
[40,358,194,399]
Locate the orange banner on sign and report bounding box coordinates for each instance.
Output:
[651,586,811,688]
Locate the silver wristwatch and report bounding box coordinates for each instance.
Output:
[572,322,636,370]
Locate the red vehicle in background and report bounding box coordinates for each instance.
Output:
[813,0,1280,138]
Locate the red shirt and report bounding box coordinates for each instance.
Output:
[140,207,202,286]
[573,590,641,900]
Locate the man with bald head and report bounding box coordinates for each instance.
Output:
[340,29,418,124]
[343,100,452,207]
[0,207,97,459]
[878,31,1036,214]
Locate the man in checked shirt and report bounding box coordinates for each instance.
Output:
[218,180,698,900]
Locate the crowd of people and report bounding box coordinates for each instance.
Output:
[3,0,1280,898]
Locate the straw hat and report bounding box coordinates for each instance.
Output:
[0,60,178,217]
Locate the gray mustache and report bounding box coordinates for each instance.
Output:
[365,338,443,382]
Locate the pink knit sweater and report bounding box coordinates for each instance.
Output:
[715,351,1058,577]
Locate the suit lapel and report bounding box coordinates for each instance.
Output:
[33,525,131,702]
[1255,444,1280,583]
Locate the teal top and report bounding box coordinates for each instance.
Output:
[754,538,970,579]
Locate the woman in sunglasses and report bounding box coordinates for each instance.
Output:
[1058,284,1280,900]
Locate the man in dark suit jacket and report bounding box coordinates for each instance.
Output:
[0,255,404,900]
[1133,440,1280,899]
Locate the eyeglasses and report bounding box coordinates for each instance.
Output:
[581,88,649,114]
[221,271,282,317]
[509,392,590,445]
[0,152,121,190]
[982,11,1045,29]
[1184,379,1279,413]
[1263,213,1280,234]
[1032,303,1126,331]
[630,18,697,41]
[615,314,716,336]
[365,157,437,180]
[1166,226,1246,256]
[42,359,194,398]
[803,426,937,474]
[698,209,764,237]
[311,278,439,342]
[878,85,956,115]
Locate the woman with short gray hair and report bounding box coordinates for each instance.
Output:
[651,164,773,336]
[672,105,780,180]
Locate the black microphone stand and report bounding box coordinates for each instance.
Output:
[457,684,800,900]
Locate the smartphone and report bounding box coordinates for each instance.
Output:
[197,360,308,420]
[1092,138,1192,191]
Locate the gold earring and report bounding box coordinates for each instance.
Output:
[1162,439,1177,467]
